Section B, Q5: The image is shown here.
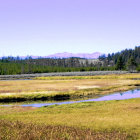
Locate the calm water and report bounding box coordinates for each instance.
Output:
[19,89,140,107]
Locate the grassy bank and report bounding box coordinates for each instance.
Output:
[0,98,140,139]
[0,84,139,103]
[0,74,140,102]
[34,73,140,80]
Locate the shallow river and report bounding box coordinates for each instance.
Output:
[20,88,140,107]
[2,88,140,108]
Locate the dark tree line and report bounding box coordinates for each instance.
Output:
[0,56,114,75]
[0,61,102,75]
[0,57,99,75]
[100,46,140,71]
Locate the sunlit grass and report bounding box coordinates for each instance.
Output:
[34,73,140,80]
[0,98,140,139]
[0,74,140,102]
[0,74,140,139]
[0,84,139,102]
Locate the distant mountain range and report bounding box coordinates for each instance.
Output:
[0,52,103,59]
[29,52,103,59]
[46,52,102,59]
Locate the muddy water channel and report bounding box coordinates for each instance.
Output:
[3,88,137,107]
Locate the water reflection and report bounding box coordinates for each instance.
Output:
[21,89,140,107]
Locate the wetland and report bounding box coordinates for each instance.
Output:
[0,73,140,140]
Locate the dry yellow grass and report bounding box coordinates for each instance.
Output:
[0,120,129,140]
[0,98,140,139]
[35,73,140,80]
[0,74,139,102]
[0,74,140,94]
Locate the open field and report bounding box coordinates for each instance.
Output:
[0,98,140,139]
[0,73,140,139]
[0,73,140,102]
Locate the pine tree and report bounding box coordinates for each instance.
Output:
[116,56,124,70]
[127,56,137,72]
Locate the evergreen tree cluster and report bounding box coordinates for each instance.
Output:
[103,46,140,71]
[0,56,115,75]
[0,61,104,75]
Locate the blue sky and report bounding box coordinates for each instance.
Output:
[0,0,140,56]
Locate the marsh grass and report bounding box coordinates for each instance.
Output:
[0,82,140,102]
[0,120,130,140]
[0,74,140,102]
[0,74,140,139]
[0,84,139,102]
[0,98,140,139]
[34,73,140,80]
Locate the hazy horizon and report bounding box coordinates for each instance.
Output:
[0,0,140,56]
[0,48,136,58]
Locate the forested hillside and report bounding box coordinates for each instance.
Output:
[0,46,140,75]
[101,46,140,71]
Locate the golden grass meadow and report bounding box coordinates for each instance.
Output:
[0,74,140,102]
[0,73,140,140]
